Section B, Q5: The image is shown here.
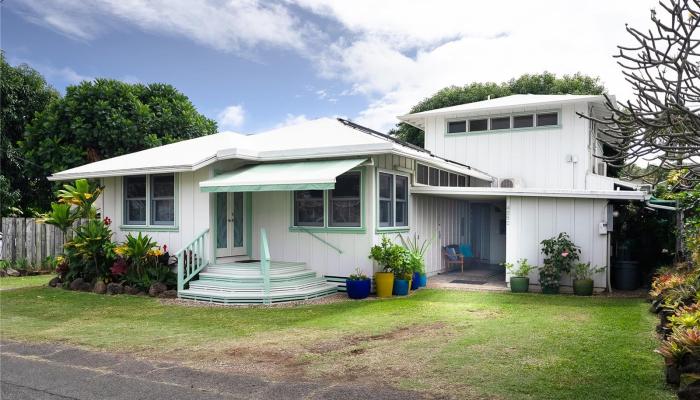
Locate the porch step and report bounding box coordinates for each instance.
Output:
[179,260,338,304]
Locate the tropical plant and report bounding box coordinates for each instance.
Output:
[115,232,158,278]
[541,233,580,274]
[573,262,605,281]
[56,178,103,219]
[37,203,76,234]
[348,268,369,281]
[504,258,537,277]
[398,233,431,275]
[63,219,115,281]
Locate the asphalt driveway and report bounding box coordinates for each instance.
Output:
[0,340,435,400]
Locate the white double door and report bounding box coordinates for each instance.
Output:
[215,192,246,257]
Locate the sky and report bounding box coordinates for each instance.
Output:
[2,0,658,133]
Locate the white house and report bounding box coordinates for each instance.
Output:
[50,94,646,303]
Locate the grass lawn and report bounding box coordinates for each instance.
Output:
[0,274,53,290]
[0,287,673,400]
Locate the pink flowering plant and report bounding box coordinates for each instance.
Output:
[540,232,581,275]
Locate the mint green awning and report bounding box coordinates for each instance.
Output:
[199,158,366,192]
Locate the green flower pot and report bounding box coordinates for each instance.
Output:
[509,277,530,293]
[541,285,560,294]
[573,279,594,296]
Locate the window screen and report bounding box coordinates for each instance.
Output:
[513,114,534,128]
[449,173,458,187]
[469,119,488,132]
[395,175,408,227]
[490,116,510,130]
[439,170,449,186]
[293,190,324,226]
[329,172,361,227]
[150,175,175,225]
[537,112,558,126]
[447,120,466,133]
[429,168,440,186]
[417,164,429,185]
[379,173,394,227]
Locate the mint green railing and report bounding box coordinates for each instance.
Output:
[176,229,210,292]
[260,229,271,305]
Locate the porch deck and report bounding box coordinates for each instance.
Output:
[178,260,339,304]
[428,263,508,292]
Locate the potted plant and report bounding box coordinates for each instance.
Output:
[572,262,604,296]
[369,235,396,298]
[392,261,411,296]
[539,262,561,294]
[540,233,580,294]
[346,268,371,300]
[398,233,431,289]
[504,258,536,293]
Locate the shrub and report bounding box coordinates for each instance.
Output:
[348,268,369,281]
[541,233,580,274]
[538,262,560,289]
[573,262,605,281]
[369,235,410,275]
[63,219,115,282]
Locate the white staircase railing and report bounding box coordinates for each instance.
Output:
[260,228,271,304]
[176,229,210,292]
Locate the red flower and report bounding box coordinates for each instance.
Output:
[103,216,112,226]
[110,258,128,276]
[162,244,168,253]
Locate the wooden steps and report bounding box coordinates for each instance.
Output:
[178,260,338,304]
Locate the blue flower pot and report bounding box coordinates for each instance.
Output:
[411,272,420,290]
[418,273,427,288]
[393,279,409,296]
[346,279,371,299]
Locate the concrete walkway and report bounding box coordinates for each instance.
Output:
[428,263,508,292]
[0,341,441,400]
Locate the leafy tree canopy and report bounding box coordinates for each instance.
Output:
[0,52,60,215]
[19,78,217,212]
[391,72,605,146]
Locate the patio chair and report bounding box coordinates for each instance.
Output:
[442,245,464,273]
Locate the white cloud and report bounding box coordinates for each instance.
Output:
[13,0,316,55]
[217,105,246,130]
[296,0,659,130]
[274,113,311,128]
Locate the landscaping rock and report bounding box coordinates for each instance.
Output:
[79,281,93,292]
[93,281,107,294]
[0,269,8,278]
[69,278,85,291]
[159,290,177,299]
[678,374,700,400]
[48,277,62,287]
[6,268,20,277]
[106,282,124,295]
[148,282,167,297]
[123,285,141,295]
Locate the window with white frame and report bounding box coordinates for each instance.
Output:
[446,111,559,133]
[123,174,175,226]
[292,171,362,228]
[378,172,409,228]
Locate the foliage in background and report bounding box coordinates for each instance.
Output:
[656,172,700,262]
[398,233,431,275]
[391,72,605,146]
[0,52,60,215]
[504,258,537,278]
[572,262,605,281]
[369,235,410,276]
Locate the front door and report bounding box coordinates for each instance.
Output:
[216,192,246,257]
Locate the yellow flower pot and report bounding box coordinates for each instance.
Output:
[374,272,394,298]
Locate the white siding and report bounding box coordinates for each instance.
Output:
[506,196,609,289]
[424,103,594,189]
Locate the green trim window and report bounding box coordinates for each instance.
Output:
[446,110,559,134]
[536,112,558,127]
[378,171,409,228]
[291,170,363,230]
[513,114,534,128]
[416,163,469,188]
[123,174,176,227]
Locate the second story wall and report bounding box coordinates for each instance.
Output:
[423,102,593,190]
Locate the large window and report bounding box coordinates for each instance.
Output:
[292,171,362,229]
[378,172,409,228]
[123,174,175,226]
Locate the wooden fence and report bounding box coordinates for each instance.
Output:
[1,217,87,265]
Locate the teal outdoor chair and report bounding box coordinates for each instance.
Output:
[459,244,475,269]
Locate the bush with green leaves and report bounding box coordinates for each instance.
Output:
[369,235,409,274]
[538,262,561,289]
[398,233,431,275]
[573,262,605,281]
[63,219,116,282]
[113,232,174,290]
[541,233,580,275]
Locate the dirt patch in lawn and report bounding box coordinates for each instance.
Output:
[307,322,448,354]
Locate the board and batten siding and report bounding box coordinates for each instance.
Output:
[423,103,593,190]
[506,196,609,289]
[100,169,210,252]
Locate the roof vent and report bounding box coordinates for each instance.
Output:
[499,178,520,189]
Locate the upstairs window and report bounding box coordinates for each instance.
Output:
[469,118,488,132]
[429,167,440,186]
[447,120,467,133]
[513,114,534,128]
[449,173,458,187]
[537,112,558,126]
[490,116,510,130]
[458,175,467,187]
[416,164,429,185]
[440,170,449,186]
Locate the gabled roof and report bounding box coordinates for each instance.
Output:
[398,94,607,129]
[49,118,495,182]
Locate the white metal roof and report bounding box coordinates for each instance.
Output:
[398,94,606,129]
[49,118,494,182]
[411,185,647,200]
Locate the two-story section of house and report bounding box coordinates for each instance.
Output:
[398,94,645,291]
